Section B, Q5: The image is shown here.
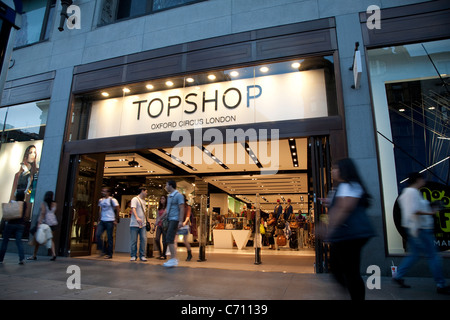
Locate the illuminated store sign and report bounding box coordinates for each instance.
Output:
[88,69,328,139]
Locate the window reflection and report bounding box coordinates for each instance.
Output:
[0,100,49,143]
[14,0,56,48]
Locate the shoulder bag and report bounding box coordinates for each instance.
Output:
[2,201,24,221]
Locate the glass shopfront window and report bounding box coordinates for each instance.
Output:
[367,39,450,254]
[69,56,338,141]
[101,0,207,24]
[0,99,49,234]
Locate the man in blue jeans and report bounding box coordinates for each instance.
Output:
[394,172,450,294]
[163,180,185,268]
[96,187,119,259]
[0,190,27,264]
[130,186,148,262]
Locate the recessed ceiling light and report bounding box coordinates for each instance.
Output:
[208,74,216,80]
[186,78,194,83]
[291,62,301,69]
[123,88,130,93]
[166,81,174,87]
[101,92,109,97]
[260,67,269,73]
[230,71,239,77]
[146,84,154,90]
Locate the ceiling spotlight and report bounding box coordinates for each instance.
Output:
[291,62,301,69]
[186,78,195,83]
[146,84,154,90]
[123,88,130,93]
[230,71,239,77]
[260,67,269,73]
[208,74,216,80]
[166,81,174,87]
[101,92,109,97]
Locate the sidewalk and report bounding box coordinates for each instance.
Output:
[0,252,448,301]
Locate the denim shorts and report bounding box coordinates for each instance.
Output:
[165,220,179,244]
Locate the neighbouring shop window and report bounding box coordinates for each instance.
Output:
[0,99,49,238]
[69,56,338,141]
[14,0,56,48]
[100,0,206,25]
[368,39,450,254]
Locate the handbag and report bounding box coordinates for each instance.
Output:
[2,201,24,221]
[289,221,299,229]
[177,225,190,235]
[277,234,287,246]
[146,221,151,231]
[259,224,265,235]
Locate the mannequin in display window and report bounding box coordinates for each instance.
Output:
[284,199,293,221]
[274,200,283,220]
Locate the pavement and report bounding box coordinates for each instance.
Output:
[0,249,449,307]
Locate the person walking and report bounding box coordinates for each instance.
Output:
[163,180,185,268]
[28,191,58,261]
[393,172,450,294]
[155,195,168,259]
[96,187,120,259]
[0,190,28,264]
[130,186,148,262]
[177,195,192,261]
[324,158,375,300]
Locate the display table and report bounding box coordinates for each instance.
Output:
[114,218,155,253]
[115,218,131,253]
[213,229,252,250]
[213,230,234,248]
[231,230,252,250]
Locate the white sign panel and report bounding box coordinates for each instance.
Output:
[88,69,328,139]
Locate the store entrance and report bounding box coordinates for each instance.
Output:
[62,136,332,272]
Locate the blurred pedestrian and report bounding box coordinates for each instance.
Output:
[176,195,192,261]
[0,190,28,264]
[325,158,375,300]
[163,180,185,268]
[155,195,168,260]
[28,191,58,261]
[393,172,450,294]
[96,187,120,259]
[130,186,148,262]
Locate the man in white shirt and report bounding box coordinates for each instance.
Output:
[130,186,148,261]
[394,172,449,294]
[97,187,120,259]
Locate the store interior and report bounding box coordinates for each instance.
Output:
[71,137,318,271]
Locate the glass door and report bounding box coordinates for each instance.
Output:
[309,136,332,273]
[63,154,105,257]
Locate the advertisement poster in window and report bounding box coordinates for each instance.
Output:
[0,141,43,222]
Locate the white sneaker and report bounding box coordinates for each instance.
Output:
[163,258,178,268]
[130,256,136,261]
[140,256,148,262]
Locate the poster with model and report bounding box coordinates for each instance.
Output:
[0,141,43,220]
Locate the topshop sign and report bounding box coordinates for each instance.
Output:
[88,69,328,139]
